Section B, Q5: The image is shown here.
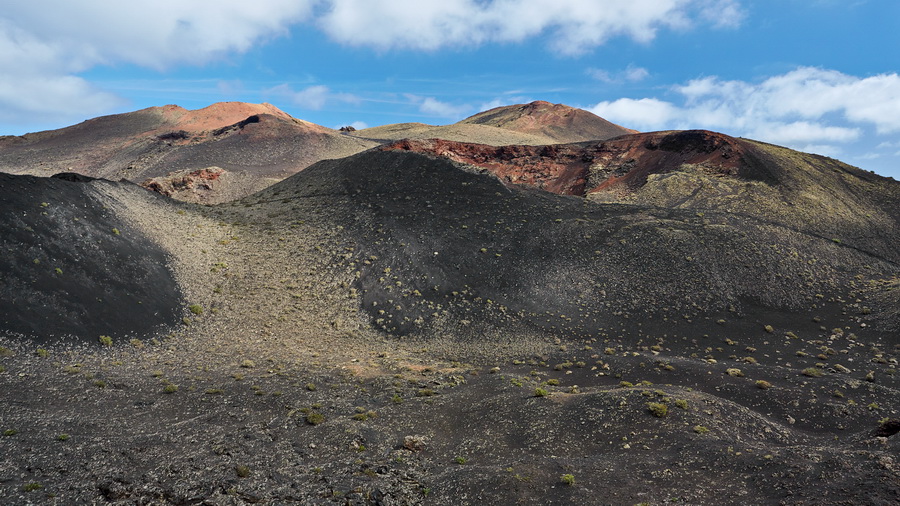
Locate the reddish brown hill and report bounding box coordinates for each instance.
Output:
[458,100,637,142]
[382,130,900,264]
[0,102,377,200]
[381,130,751,196]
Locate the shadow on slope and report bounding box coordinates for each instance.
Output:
[252,149,898,344]
[0,173,182,343]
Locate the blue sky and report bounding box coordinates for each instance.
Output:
[2,1,899,178]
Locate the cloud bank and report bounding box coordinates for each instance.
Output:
[0,1,313,125]
[0,0,742,127]
[590,67,900,154]
[316,0,744,54]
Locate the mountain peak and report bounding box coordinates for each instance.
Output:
[458,101,636,142]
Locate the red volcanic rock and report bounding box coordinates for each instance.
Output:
[141,167,225,197]
[381,130,761,197]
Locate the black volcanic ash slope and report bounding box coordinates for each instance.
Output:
[0,173,181,342]
[251,149,899,342]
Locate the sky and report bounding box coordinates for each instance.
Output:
[1,0,899,179]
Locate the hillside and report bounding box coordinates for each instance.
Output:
[351,101,635,146]
[458,100,636,142]
[0,146,898,503]
[383,131,900,265]
[0,102,378,203]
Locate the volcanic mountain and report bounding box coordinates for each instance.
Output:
[0,103,898,503]
[0,102,379,203]
[458,100,637,142]
[351,101,634,146]
[382,130,900,266]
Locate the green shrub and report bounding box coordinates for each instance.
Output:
[162,384,178,394]
[306,412,325,425]
[648,402,668,418]
[188,304,203,315]
[98,335,113,347]
[756,380,772,389]
[534,387,549,397]
[561,474,576,486]
[802,367,824,378]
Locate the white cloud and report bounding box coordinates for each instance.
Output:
[589,67,900,151]
[588,64,650,84]
[267,84,360,110]
[405,95,473,119]
[316,0,744,54]
[590,98,681,130]
[0,1,314,127]
[0,0,744,129]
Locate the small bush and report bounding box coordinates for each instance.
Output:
[648,402,668,418]
[725,368,744,377]
[802,367,824,378]
[98,335,113,347]
[3,429,17,436]
[674,399,689,410]
[534,387,549,397]
[693,425,710,434]
[306,413,325,425]
[454,456,467,464]
[35,348,49,358]
[756,380,772,389]
[236,465,251,478]
[22,482,42,492]
[305,383,317,391]
[57,434,70,441]
[162,384,178,394]
[188,304,203,315]
[561,474,576,486]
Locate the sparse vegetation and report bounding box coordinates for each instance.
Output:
[561,474,576,486]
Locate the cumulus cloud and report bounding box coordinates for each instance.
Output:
[0,0,745,129]
[316,0,744,54]
[267,84,360,110]
[0,1,314,127]
[589,67,900,150]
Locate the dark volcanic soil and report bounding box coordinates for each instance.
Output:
[0,173,181,342]
[0,147,898,504]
